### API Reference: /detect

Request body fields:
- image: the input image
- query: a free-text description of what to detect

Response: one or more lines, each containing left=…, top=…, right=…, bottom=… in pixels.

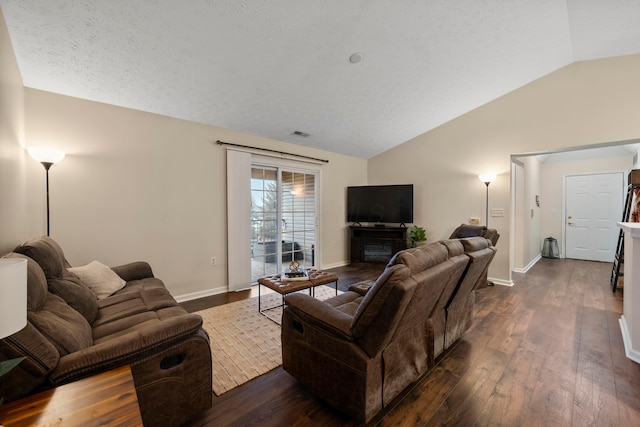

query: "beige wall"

left=369, top=54, right=640, bottom=283
left=523, top=156, right=542, bottom=266
left=7, top=11, right=640, bottom=293
left=512, top=161, right=525, bottom=269
left=0, top=9, right=27, bottom=252
left=23, top=89, right=367, bottom=299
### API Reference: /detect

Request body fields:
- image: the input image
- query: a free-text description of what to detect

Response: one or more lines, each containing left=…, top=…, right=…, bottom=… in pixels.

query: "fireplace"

left=363, top=242, right=393, bottom=263
left=350, top=226, right=408, bottom=263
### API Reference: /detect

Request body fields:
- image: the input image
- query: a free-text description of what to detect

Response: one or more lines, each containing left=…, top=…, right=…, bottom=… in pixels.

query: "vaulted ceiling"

left=2, top=1, right=640, bottom=159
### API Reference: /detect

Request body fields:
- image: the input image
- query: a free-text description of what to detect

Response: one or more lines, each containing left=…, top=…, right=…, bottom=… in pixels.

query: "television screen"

left=347, top=184, right=413, bottom=224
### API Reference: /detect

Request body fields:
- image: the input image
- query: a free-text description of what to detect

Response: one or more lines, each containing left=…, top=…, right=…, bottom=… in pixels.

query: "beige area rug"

left=196, top=285, right=340, bottom=396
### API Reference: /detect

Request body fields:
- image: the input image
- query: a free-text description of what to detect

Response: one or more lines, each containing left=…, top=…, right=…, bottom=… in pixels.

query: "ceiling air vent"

left=292, top=130, right=310, bottom=138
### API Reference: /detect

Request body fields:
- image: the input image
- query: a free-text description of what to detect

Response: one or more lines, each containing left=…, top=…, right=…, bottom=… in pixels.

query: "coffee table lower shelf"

left=257, top=269, right=339, bottom=324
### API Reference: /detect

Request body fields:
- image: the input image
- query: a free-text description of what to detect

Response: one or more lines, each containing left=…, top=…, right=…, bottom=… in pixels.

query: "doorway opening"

left=510, top=139, right=638, bottom=277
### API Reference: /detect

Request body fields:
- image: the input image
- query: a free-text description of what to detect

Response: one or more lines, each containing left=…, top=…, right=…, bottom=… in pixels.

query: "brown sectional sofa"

left=449, top=223, right=500, bottom=289
left=281, top=236, right=496, bottom=423
left=0, top=236, right=212, bottom=427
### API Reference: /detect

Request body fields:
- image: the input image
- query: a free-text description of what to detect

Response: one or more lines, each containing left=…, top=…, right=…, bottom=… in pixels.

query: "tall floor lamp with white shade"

left=478, top=173, right=497, bottom=227
left=27, top=147, right=65, bottom=236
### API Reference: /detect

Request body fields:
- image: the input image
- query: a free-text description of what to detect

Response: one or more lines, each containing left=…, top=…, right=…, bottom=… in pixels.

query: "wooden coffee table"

left=257, top=269, right=339, bottom=324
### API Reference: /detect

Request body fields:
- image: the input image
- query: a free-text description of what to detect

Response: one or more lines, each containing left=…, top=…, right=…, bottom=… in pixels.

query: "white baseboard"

left=321, top=260, right=350, bottom=270
left=619, top=316, right=640, bottom=364
left=174, top=285, right=227, bottom=303
left=489, top=277, right=514, bottom=287
left=512, top=254, right=542, bottom=274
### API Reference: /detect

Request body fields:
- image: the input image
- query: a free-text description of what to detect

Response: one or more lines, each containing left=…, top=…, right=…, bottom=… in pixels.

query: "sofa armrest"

left=111, top=262, right=154, bottom=282
left=348, top=280, right=374, bottom=296
left=284, top=293, right=354, bottom=340
left=50, top=314, right=203, bottom=384
left=0, top=324, right=61, bottom=402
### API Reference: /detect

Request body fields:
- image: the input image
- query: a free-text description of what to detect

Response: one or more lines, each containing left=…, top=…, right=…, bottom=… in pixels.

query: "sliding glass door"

left=251, top=168, right=279, bottom=281
left=251, top=166, right=317, bottom=283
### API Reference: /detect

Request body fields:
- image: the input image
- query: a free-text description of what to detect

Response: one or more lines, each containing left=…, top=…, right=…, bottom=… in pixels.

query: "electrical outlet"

left=469, top=217, right=480, bottom=225
left=210, top=257, right=217, bottom=266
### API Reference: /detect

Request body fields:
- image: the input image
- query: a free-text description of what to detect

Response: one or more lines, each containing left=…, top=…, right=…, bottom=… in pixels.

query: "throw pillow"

left=68, top=261, right=126, bottom=300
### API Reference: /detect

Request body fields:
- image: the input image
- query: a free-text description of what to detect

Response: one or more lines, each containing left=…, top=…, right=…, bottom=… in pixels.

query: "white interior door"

left=565, top=172, right=624, bottom=262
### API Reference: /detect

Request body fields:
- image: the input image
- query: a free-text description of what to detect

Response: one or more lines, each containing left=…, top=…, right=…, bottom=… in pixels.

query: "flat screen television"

left=347, top=184, right=413, bottom=225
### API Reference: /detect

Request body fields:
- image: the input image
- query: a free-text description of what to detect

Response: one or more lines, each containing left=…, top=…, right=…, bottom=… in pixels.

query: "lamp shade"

left=0, top=258, right=28, bottom=339
left=478, top=173, right=497, bottom=184
left=27, top=147, right=65, bottom=164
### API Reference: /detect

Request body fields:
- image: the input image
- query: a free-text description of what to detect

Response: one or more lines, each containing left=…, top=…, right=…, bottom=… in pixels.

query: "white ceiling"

left=2, top=1, right=640, bottom=159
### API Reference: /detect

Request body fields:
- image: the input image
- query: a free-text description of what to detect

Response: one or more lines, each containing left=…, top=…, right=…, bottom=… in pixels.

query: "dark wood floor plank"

left=425, top=344, right=511, bottom=426
left=485, top=306, right=534, bottom=356
left=572, top=379, right=619, bottom=427
left=179, top=258, right=640, bottom=427
left=618, top=401, right=640, bottom=427
left=379, top=362, right=462, bottom=427
left=526, top=380, right=574, bottom=426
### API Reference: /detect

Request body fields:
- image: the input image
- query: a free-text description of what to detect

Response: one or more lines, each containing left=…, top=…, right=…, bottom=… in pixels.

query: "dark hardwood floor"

left=180, top=259, right=640, bottom=426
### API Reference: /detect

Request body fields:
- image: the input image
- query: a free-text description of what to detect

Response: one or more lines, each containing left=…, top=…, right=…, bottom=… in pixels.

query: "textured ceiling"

left=2, top=1, right=640, bottom=159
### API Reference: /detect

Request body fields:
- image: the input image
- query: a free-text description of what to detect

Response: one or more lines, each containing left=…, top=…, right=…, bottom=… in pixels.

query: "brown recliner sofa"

left=281, top=236, right=496, bottom=423
left=450, top=223, right=499, bottom=288
left=0, top=236, right=212, bottom=427
left=449, top=223, right=500, bottom=246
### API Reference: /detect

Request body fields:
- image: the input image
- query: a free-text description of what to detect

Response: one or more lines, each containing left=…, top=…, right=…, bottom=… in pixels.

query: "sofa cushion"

left=449, top=224, right=488, bottom=238
left=458, top=235, right=491, bottom=252
left=68, top=260, right=126, bottom=299
left=91, top=288, right=191, bottom=343
left=450, top=224, right=499, bottom=246
left=323, top=291, right=363, bottom=317
left=0, top=254, right=93, bottom=356
left=14, top=236, right=69, bottom=279
left=391, top=242, right=449, bottom=274
left=28, top=293, right=93, bottom=356
left=46, top=271, right=99, bottom=323
left=350, top=264, right=410, bottom=338
left=13, top=238, right=99, bottom=323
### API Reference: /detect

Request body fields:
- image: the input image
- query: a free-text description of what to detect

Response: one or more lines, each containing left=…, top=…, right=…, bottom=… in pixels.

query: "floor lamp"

left=28, top=147, right=65, bottom=236
left=478, top=173, right=496, bottom=227
left=478, top=173, right=496, bottom=287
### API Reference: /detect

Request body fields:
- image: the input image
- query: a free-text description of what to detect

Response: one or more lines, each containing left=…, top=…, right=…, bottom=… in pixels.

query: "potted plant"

left=409, top=225, right=427, bottom=247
